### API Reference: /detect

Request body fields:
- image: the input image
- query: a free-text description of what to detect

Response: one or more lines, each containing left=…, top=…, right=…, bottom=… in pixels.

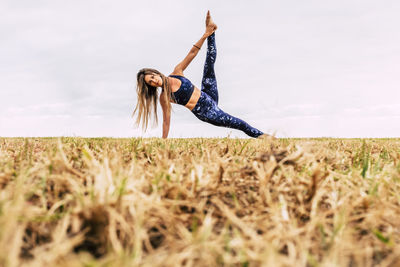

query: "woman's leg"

left=201, top=33, right=219, bottom=104
left=192, top=92, right=264, bottom=138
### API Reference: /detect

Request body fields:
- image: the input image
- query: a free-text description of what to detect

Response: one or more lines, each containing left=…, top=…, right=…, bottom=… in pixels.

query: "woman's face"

left=144, top=73, right=163, bottom=87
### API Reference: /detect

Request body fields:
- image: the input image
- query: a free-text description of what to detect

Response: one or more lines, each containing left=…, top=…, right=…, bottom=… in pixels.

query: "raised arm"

left=172, top=34, right=207, bottom=75
left=172, top=12, right=218, bottom=75
left=159, top=90, right=171, bottom=138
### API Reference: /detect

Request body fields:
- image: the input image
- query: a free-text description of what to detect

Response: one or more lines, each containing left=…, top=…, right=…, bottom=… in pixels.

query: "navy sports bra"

left=169, top=75, right=194, bottom=106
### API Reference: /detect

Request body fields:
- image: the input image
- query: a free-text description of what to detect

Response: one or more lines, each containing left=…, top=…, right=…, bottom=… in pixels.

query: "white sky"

left=1, top=0, right=399, bottom=138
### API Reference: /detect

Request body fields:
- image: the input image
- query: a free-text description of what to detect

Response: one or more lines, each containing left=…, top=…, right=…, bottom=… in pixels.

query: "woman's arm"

left=160, top=91, right=171, bottom=138
left=172, top=33, right=208, bottom=74
left=172, top=24, right=217, bottom=74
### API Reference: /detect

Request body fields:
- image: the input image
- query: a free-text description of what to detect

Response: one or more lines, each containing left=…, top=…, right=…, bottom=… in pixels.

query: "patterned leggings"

left=191, top=33, right=264, bottom=138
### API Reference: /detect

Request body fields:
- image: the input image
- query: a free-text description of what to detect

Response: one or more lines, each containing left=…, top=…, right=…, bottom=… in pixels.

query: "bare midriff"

left=184, top=86, right=201, bottom=111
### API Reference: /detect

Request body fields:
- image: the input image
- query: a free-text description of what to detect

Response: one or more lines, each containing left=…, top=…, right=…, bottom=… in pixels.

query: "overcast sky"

left=1, top=0, right=399, bottom=138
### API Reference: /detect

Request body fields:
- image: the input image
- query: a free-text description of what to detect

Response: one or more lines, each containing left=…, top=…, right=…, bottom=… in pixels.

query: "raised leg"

left=201, top=33, right=219, bottom=104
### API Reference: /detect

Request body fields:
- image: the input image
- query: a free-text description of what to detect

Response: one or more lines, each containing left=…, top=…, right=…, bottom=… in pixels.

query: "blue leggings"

left=191, top=33, right=264, bottom=138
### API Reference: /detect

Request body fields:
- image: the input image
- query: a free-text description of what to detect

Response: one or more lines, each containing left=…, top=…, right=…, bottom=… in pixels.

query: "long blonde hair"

left=132, top=68, right=175, bottom=131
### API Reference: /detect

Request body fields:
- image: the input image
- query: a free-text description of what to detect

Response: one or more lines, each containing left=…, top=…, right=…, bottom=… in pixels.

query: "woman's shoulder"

left=170, top=65, right=184, bottom=77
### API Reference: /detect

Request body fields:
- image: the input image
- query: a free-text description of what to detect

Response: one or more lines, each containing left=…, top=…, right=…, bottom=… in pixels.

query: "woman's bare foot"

left=206, top=10, right=218, bottom=33
left=206, top=10, right=211, bottom=26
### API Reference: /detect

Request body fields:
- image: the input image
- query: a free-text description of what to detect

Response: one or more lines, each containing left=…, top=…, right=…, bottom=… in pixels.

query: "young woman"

left=133, top=11, right=273, bottom=139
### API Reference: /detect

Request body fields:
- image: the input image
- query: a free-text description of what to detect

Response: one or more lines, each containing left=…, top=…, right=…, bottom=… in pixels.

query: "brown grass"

left=0, top=137, right=400, bottom=266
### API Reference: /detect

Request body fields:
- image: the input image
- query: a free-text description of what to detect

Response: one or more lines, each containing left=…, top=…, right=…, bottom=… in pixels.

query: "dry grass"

left=0, top=137, right=400, bottom=267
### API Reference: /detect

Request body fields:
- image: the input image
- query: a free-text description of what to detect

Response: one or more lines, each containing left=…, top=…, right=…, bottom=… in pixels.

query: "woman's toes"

left=206, top=11, right=211, bottom=26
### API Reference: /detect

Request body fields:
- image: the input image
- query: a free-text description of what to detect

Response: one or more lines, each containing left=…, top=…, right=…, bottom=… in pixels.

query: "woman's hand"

left=204, top=10, right=217, bottom=37
left=205, top=24, right=217, bottom=37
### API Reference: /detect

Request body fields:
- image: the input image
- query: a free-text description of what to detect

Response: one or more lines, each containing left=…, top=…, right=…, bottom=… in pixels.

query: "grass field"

left=0, top=137, right=400, bottom=266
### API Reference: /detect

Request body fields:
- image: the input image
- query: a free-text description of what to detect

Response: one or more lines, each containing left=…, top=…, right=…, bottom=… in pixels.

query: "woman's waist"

left=176, top=86, right=201, bottom=111
left=187, top=87, right=202, bottom=110
left=171, top=87, right=214, bottom=111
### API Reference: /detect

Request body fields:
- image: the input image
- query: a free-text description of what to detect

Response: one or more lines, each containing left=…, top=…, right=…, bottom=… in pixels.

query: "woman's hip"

left=191, top=91, right=221, bottom=120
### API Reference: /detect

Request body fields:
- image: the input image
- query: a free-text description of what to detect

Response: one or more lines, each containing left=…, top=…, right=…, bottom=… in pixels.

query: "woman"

left=133, top=11, right=272, bottom=139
